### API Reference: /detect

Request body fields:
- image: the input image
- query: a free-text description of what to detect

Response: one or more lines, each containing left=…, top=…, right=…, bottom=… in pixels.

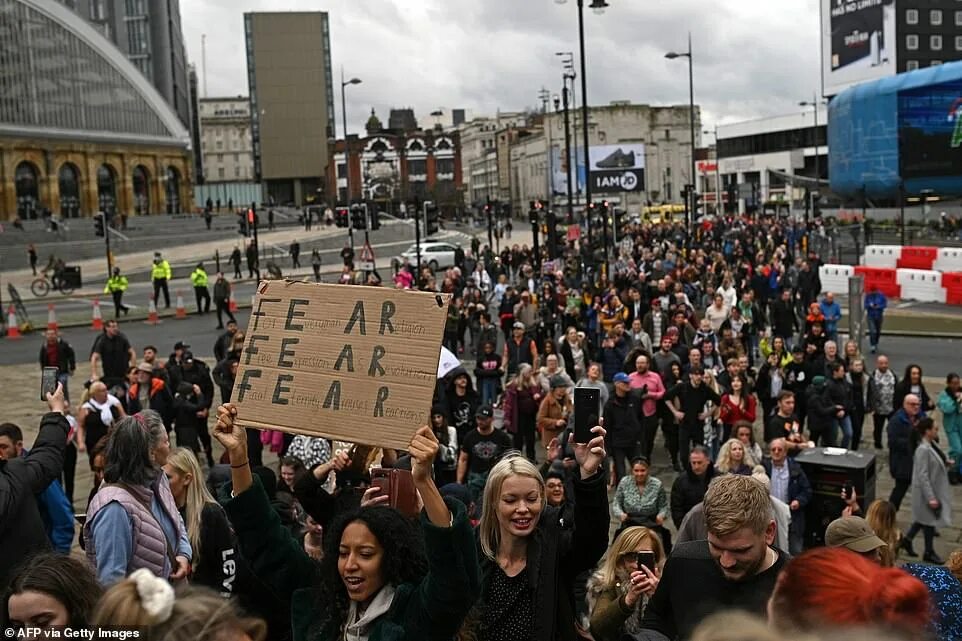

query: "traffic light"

left=368, top=204, right=380, bottom=231
left=93, top=212, right=105, bottom=237
left=335, top=207, right=348, bottom=228
left=529, top=199, right=543, bottom=226
left=614, top=207, right=626, bottom=230
left=351, top=204, right=366, bottom=230
left=424, top=201, right=440, bottom=236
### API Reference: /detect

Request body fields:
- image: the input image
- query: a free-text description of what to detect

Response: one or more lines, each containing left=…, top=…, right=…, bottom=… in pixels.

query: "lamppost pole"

left=666, top=34, right=696, bottom=250
left=561, top=82, right=574, bottom=226
left=577, top=0, right=594, bottom=248
left=341, top=68, right=362, bottom=253
left=799, top=95, right=824, bottom=222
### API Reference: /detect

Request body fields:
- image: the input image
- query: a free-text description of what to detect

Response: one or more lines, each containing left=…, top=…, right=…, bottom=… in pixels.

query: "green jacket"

left=221, top=477, right=479, bottom=641
left=104, top=275, right=128, bottom=294
left=190, top=268, right=209, bottom=288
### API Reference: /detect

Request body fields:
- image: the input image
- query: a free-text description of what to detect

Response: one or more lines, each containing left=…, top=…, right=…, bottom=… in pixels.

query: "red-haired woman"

left=768, top=547, right=931, bottom=639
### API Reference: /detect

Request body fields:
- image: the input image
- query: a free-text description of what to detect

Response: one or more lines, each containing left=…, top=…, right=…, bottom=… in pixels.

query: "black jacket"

left=603, top=392, right=643, bottom=449
left=670, top=468, right=715, bottom=528
left=477, top=471, right=609, bottom=641
left=38, top=339, right=76, bottom=376
left=769, top=299, right=797, bottom=338
left=176, top=360, right=215, bottom=410
left=0, top=412, right=68, bottom=585
left=887, top=409, right=917, bottom=481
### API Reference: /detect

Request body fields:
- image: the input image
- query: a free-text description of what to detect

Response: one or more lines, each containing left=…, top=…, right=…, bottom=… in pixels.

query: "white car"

left=397, top=241, right=458, bottom=272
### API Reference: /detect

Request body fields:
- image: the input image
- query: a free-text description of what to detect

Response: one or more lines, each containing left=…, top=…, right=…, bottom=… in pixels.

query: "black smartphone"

left=637, top=551, right=656, bottom=572
left=41, top=366, right=59, bottom=401
left=573, top=387, right=600, bottom=444
left=842, top=480, right=854, bottom=501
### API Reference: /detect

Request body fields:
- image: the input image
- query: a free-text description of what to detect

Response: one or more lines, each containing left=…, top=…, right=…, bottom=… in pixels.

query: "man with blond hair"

left=637, top=475, right=787, bottom=640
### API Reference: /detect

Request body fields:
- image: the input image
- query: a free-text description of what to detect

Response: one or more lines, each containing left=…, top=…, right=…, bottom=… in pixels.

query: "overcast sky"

left=183, top=0, right=823, bottom=132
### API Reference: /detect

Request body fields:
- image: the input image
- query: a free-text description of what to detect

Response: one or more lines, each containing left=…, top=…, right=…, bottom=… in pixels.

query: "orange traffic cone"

left=91, top=298, right=104, bottom=331
left=47, top=304, right=58, bottom=331
left=228, top=288, right=238, bottom=313
left=175, top=291, right=187, bottom=319
left=5, top=306, right=21, bottom=340
left=145, top=295, right=160, bottom=325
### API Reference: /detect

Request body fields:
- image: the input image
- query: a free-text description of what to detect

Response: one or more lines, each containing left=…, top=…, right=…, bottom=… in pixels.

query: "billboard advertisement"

left=588, top=143, right=646, bottom=193
left=821, top=0, right=896, bottom=97
left=898, top=78, right=962, bottom=179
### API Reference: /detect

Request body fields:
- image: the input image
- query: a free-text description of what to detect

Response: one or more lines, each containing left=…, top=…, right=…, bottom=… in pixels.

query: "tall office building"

left=244, top=11, right=335, bottom=205
left=56, top=0, right=191, bottom=127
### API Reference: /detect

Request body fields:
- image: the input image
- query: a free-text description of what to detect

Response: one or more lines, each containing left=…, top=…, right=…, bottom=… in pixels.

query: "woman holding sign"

left=212, top=404, right=479, bottom=641
left=472, top=425, right=609, bottom=641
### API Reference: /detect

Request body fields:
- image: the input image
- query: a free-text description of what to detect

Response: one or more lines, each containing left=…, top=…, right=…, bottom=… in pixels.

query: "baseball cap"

left=825, top=516, right=887, bottom=553
left=476, top=405, right=494, bottom=419
left=613, top=372, right=630, bottom=384
left=174, top=341, right=190, bottom=350
left=512, top=321, right=525, bottom=330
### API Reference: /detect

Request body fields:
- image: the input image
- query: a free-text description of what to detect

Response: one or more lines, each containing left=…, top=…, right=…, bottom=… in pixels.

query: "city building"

left=188, top=64, right=203, bottom=184
left=506, top=103, right=699, bottom=215
left=244, top=11, right=334, bottom=205
left=897, top=2, right=962, bottom=72
left=460, top=112, right=527, bottom=206
left=821, top=0, right=962, bottom=96
left=55, top=0, right=191, bottom=127
left=1, top=0, right=192, bottom=220
left=327, top=109, right=463, bottom=216
left=716, top=107, right=827, bottom=215
left=198, top=97, right=254, bottom=183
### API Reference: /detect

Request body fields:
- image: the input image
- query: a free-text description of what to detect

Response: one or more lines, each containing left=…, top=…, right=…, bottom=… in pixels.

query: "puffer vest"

left=84, top=475, right=185, bottom=579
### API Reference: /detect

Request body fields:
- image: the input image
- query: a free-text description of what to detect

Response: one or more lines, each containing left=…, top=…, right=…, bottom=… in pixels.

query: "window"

left=956, top=35, right=962, bottom=50
left=906, top=34, right=919, bottom=50
left=956, top=10, right=962, bottom=26
left=216, top=141, right=223, bottom=150
left=217, top=154, right=223, bottom=162
left=906, top=60, right=920, bottom=71
left=906, top=8, right=918, bottom=24
left=336, top=164, right=346, bottom=178
left=234, top=167, right=240, bottom=178
left=931, top=9, right=942, bottom=25
left=931, top=34, right=943, bottom=51
left=218, top=167, right=225, bottom=179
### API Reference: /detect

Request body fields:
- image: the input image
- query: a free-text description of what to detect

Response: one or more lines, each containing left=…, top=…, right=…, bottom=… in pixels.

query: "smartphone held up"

left=573, top=387, right=599, bottom=444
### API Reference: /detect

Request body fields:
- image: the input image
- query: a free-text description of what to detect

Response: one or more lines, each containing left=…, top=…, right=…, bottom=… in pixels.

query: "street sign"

left=359, top=242, right=376, bottom=272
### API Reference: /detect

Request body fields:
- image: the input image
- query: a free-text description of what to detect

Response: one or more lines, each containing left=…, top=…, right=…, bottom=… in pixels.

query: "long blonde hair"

left=591, top=526, right=665, bottom=592
left=165, top=448, right=218, bottom=569
left=715, top=438, right=757, bottom=474
left=865, top=499, right=899, bottom=567
left=478, top=454, right=545, bottom=561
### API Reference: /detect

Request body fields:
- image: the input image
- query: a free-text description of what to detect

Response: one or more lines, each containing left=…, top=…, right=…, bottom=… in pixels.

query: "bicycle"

left=31, top=272, right=75, bottom=297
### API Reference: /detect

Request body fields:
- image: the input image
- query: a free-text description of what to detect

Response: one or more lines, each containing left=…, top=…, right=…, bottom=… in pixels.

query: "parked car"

left=397, top=241, right=458, bottom=272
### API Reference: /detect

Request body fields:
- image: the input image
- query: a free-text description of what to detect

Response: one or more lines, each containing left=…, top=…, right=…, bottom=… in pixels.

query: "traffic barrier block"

left=896, top=246, right=938, bottom=270
left=945, top=288, right=962, bottom=306
left=854, top=266, right=898, bottom=284
left=934, top=248, right=962, bottom=272
left=941, top=272, right=962, bottom=290
left=863, top=245, right=900, bottom=268
left=818, top=264, right=854, bottom=295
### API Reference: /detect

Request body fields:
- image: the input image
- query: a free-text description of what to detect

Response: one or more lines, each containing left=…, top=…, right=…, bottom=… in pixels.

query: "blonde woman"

left=586, top=526, right=664, bottom=641
left=715, top=438, right=757, bottom=476
left=475, top=429, right=608, bottom=641
left=162, top=448, right=237, bottom=594
left=865, top=499, right=900, bottom=567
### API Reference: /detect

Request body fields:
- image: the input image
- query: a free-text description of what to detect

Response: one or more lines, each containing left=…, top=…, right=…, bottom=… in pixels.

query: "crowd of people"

left=1, top=213, right=961, bottom=641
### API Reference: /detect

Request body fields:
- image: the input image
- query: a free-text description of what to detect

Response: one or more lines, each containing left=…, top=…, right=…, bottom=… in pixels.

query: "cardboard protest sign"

left=232, top=281, right=450, bottom=450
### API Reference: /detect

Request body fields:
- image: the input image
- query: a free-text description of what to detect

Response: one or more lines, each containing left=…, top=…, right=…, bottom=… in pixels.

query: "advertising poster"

left=587, top=143, right=646, bottom=193
left=550, top=145, right=587, bottom=196
left=898, top=78, right=962, bottom=179
left=821, top=0, right=896, bottom=96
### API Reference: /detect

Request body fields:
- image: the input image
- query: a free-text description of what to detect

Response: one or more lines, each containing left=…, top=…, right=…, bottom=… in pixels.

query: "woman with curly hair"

left=714, top=439, right=757, bottom=476
left=212, top=404, right=478, bottom=641
left=585, top=526, right=664, bottom=641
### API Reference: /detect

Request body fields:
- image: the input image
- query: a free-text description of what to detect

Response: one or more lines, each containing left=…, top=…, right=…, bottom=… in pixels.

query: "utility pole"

left=562, top=85, right=575, bottom=226
left=415, top=200, right=423, bottom=275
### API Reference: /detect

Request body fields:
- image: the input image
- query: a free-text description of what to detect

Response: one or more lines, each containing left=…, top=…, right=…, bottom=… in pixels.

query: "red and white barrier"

left=896, top=268, right=945, bottom=303
left=818, top=264, right=854, bottom=294
left=934, top=248, right=962, bottom=272
left=863, top=245, right=900, bottom=268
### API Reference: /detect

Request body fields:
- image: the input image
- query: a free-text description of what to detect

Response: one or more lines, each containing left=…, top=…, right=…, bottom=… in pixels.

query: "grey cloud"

left=183, top=0, right=822, bottom=131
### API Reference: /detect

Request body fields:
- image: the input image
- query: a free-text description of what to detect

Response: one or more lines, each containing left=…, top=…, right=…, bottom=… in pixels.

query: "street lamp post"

left=666, top=33, right=696, bottom=249
left=341, top=69, right=362, bottom=253
left=799, top=95, right=824, bottom=223
left=556, top=0, right=609, bottom=277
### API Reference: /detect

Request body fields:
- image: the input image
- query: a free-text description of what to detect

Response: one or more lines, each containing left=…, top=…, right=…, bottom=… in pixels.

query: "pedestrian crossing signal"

left=93, top=213, right=105, bottom=237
